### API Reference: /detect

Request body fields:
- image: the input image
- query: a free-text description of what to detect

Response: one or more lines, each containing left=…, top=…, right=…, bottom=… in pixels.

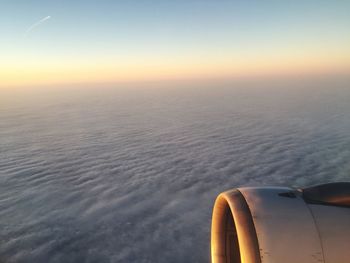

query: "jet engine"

left=211, top=182, right=350, bottom=263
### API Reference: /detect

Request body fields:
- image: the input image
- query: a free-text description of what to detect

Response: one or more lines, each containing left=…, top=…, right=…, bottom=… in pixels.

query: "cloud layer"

left=1, top=79, right=350, bottom=262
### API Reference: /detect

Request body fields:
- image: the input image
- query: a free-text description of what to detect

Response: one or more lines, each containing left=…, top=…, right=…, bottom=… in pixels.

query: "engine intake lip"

left=211, top=189, right=261, bottom=263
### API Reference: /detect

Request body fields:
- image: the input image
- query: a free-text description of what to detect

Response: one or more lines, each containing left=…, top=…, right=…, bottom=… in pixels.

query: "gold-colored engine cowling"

left=211, top=183, right=350, bottom=263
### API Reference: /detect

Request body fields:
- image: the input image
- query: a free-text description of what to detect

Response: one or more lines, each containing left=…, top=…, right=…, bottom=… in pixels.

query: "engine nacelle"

left=211, top=182, right=350, bottom=263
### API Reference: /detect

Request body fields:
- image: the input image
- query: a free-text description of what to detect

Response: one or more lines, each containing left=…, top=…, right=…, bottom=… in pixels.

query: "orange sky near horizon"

left=1, top=50, right=349, bottom=88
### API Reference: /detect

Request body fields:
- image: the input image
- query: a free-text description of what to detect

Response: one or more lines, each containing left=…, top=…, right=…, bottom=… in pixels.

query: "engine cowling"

left=211, top=182, right=350, bottom=263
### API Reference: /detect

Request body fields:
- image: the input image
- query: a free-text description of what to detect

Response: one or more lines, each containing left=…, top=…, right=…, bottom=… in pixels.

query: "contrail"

left=25, top=16, right=51, bottom=36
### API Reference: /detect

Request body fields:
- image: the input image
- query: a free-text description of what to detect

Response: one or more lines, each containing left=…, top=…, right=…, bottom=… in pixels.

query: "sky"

left=1, top=0, right=350, bottom=87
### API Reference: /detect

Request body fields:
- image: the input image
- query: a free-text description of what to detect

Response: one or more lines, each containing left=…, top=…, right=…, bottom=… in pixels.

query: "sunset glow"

left=1, top=1, right=349, bottom=87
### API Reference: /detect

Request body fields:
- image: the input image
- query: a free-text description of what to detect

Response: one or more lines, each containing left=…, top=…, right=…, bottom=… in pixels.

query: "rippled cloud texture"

left=1, top=78, right=350, bottom=262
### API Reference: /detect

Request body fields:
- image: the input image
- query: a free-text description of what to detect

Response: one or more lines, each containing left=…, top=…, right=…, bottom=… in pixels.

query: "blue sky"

left=1, top=0, right=350, bottom=86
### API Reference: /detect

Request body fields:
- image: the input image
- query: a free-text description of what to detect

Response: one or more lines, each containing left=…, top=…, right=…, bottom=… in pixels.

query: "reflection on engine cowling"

left=211, top=182, right=350, bottom=263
